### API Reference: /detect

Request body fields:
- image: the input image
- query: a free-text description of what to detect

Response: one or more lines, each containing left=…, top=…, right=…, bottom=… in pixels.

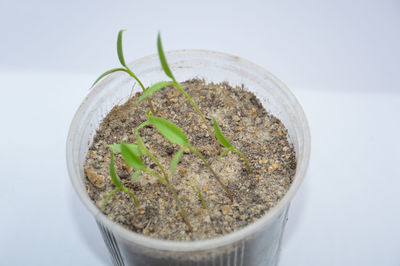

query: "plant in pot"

left=67, top=30, right=310, bottom=266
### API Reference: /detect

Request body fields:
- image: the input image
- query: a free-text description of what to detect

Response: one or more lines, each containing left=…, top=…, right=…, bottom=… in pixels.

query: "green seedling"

left=213, top=117, right=251, bottom=172
left=95, top=30, right=257, bottom=233
left=188, top=179, right=206, bottom=209
left=136, top=33, right=220, bottom=150
left=109, top=143, right=144, bottom=181
left=169, top=147, right=185, bottom=177
left=168, top=148, right=205, bottom=208
left=110, top=139, right=193, bottom=232
left=101, top=150, right=140, bottom=210
left=138, top=113, right=233, bottom=202
left=91, top=29, right=157, bottom=114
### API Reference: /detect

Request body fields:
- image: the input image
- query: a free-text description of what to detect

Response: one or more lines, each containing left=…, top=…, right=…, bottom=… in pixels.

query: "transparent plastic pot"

left=66, top=50, right=311, bottom=266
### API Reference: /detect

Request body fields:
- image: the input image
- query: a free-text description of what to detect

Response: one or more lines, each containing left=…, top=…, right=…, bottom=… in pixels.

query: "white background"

left=0, top=0, right=399, bottom=265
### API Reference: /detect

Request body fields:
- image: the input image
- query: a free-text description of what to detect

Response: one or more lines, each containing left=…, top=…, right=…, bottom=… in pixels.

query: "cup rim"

left=67, top=49, right=311, bottom=252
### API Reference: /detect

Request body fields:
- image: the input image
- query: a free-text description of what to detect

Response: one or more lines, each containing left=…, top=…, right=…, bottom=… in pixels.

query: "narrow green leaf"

left=109, top=144, right=122, bottom=153
left=135, top=133, right=148, bottom=155
left=149, top=115, right=189, bottom=146
left=212, top=117, right=232, bottom=148
left=170, top=148, right=185, bottom=176
left=137, top=81, right=172, bottom=103
left=134, top=120, right=152, bottom=132
left=120, top=142, right=144, bottom=170
left=157, top=32, right=175, bottom=80
left=109, top=143, right=142, bottom=156
left=91, top=68, right=127, bottom=88
left=109, top=151, right=122, bottom=188
left=117, top=29, right=127, bottom=67
left=131, top=171, right=142, bottom=182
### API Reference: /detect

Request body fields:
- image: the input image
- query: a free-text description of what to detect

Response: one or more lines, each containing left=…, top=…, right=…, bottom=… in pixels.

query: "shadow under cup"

left=66, top=50, right=311, bottom=266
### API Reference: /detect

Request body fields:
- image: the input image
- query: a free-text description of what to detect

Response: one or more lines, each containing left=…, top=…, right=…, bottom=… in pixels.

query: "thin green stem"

left=165, top=181, right=193, bottom=232
left=101, top=188, right=120, bottom=210
left=121, top=187, right=140, bottom=207
left=143, top=167, right=193, bottom=232
left=134, top=120, right=152, bottom=132
left=143, top=168, right=167, bottom=185
left=199, top=190, right=206, bottom=209
left=125, top=68, right=156, bottom=114
left=189, top=182, right=206, bottom=209
left=147, top=152, right=169, bottom=183
left=172, top=80, right=219, bottom=151
left=188, top=145, right=233, bottom=202
left=146, top=152, right=192, bottom=229
left=233, top=148, right=251, bottom=172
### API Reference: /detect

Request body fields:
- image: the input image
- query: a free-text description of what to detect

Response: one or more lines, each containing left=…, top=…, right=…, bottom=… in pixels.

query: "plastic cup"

left=66, top=50, right=311, bottom=266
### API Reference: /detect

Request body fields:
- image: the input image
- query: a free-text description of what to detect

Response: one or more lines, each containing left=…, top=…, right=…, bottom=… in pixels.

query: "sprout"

left=91, top=30, right=157, bottom=114
left=95, top=30, right=256, bottom=233
left=136, top=33, right=221, bottom=150
left=101, top=149, right=139, bottom=210
left=213, top=117, right=251, bottom=172
left=146, top=113, right=234, bottom=202
left=188, top=179, right=206, bottom=209
left=108, top=136, right=193, bottom=232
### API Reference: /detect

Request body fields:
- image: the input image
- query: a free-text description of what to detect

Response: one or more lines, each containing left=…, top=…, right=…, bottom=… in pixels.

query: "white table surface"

left=1, top=1, right=399, bottom=265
